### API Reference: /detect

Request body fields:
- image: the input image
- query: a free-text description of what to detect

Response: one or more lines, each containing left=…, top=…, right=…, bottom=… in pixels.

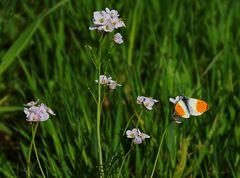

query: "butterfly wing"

left=175, top=99, right=190, bottom=118
left=187, top=98, right=208, bottom=116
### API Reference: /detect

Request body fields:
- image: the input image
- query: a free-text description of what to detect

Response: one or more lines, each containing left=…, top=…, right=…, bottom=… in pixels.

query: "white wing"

left=186, top=98, right=203, bottom=116
left=169, top=98, right=176, bottom=104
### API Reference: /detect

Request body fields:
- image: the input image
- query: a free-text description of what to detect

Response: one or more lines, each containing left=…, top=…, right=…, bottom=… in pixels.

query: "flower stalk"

left=117, top=146, right=134, bottom=178
left=89, top=8, right=125, bottom=177
left=25, top=100, right=55, bottom=178
left=27, top=122, right=39, bottom=178
left=96, top=36, right=104, bottom=178
left=33, top=134, right=46, bottom=178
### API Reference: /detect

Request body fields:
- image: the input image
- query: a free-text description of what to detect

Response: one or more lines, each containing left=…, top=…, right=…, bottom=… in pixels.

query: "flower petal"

left=126, top=130, right=134, bottom=138
left=133, top=136, right=142, bottom=144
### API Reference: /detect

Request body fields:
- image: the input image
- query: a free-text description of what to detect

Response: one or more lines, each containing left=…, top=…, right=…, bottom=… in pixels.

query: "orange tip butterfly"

left=169, top=96, right=208, bottom=124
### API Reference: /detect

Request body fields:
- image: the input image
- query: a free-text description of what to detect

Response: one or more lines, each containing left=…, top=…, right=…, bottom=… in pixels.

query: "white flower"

left=138, top=129, right=150, bottom=140
left=136, top=96, right=158, bottom=110
left=95, top=75, right=109, bottom=85
left=113, top=33, right=123, bottom=44
left=40, top=103, right=56, bottom=116
left=136, top=96, right=145, bottom=104
left=108, top=78, right=122, bottom=89
left=98, top=22, right=114, bottom=32
left=105, top=8, right=119, bottom=18
left=133, top=136, right=143, bottom=144
left=24, top=100, right=55, bottom=122
left=93, top=11, right=110, bottom=25
left=143, top=98, right=158, bottom=110
left=24, top=106, right=42, bottom=122
left=95, top=75, right=121, bottom=89
left=111, top=17, right=125, bottom=28
left=111, top=17, right=122, bottom=28
left=24, top=99, right=39, bottom=107
left=89, top=8, right=125, bottom=32
left=24, top=106, right=49, bottom=122
left=126, top=128, right=138, bottom=138
left=126, top=128, right=150, bottom=144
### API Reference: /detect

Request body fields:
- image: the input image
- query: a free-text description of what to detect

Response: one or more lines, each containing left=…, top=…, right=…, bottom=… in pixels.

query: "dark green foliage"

left=0, top=0, right=239, bottom=177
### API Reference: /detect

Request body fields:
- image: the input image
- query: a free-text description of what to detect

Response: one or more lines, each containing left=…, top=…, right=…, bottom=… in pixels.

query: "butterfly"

left=169, top=96, right=208, bottom=124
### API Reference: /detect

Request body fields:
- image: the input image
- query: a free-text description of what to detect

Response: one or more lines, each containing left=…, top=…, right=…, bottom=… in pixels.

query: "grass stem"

left=150, top=124, right=169, bottom=178
left=117, top=146, right=134, bottom=178
left=27, top=122, right=39, bottom=178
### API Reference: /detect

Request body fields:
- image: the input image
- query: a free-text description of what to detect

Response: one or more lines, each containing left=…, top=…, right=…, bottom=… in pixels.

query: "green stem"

left=97, top=34, right=104, bottom=178
left=33, top=136, right=46, bottom=178
left=117, top=146, right=134, bottom=178
left=27, top=122, right=39, bottom=178
left=122, top=108, right=143, bottom=138
left=97, top=76, right=103, bottom=177
left=150, top=125, right=169, bottom=178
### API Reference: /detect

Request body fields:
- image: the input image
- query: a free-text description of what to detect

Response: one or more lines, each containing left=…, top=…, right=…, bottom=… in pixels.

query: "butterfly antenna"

left=177, top=87, right=185, bottom=96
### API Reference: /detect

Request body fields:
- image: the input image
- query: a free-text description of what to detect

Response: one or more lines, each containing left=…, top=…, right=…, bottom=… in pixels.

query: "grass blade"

left=0, top=15, right=43, bottom=75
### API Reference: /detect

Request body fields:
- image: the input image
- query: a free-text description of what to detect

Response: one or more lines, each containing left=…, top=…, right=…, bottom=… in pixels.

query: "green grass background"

left=0, top=0, right=240, bottom=177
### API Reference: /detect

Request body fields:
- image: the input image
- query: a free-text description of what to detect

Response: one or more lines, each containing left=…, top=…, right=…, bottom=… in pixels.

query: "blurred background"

left=0, top=0, right=240, bottom=177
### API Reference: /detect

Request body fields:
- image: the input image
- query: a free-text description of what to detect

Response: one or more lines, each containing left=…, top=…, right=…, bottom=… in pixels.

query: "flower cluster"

left=126, top=128, right=150, bottom=144
left=89, top=8, right=125, bottom=32
left=136, top=96, right=159, bottom=110
left=95, top=75, right=121, bottom=89
left=24, top=100, right=55, bottom=122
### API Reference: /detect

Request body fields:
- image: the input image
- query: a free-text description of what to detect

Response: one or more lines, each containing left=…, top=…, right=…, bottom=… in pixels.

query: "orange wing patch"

left=196, top=100, right=208, bottom=113
left=175, top=103, right=185, bottom=117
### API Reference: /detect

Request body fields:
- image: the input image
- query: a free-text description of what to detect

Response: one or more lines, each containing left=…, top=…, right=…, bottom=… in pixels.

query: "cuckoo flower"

left=95, top=75, right=109, bottom=85
left=113, top=33, right=123, bottom=44
left=126, top=128, right=150, bottom=144
left=24, top=100, right=55, bottom=122
left=89, top=8, right=125, bottom=32
left=136, top=96, right=158, bottom=110
left=95, top=75, right=121, bottom=89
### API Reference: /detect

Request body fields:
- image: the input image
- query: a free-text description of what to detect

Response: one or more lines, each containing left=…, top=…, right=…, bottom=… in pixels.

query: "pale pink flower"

left=126, top=128, right=150, bottom=144
left=113, top=33, right=123, bottom=44
left=89, top=8, right=125, bottom=32
left=136, top=96, right=158, bottom=110
left=95, top=75, right=121, bottom=89
left=24, top=100, right=55, bottom=122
